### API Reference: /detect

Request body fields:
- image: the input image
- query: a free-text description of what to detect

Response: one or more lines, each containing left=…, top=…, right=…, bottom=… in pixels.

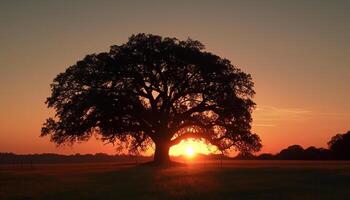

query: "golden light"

left=185, top=146, right=195, bottom=157
left=169, top=138, right=218, bottom=157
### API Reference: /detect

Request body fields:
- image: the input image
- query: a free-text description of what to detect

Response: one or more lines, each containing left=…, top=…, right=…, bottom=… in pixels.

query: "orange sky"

left=0, top=1, right=349, bottom=155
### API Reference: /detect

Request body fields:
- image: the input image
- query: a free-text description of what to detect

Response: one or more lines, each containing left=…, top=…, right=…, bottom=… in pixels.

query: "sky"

left=0, top=0, right=349, bottom=155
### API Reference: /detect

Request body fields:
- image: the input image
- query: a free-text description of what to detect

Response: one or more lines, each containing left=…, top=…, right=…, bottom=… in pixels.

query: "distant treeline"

left=254, top=145, right=332, bottom=160
left=0, top=152, right=229, bottom=165
left=238, top=130, right=350, bottom=160
left=0, top=153, right=151, bottom=165
left=2, top=131, right=349, bottom=163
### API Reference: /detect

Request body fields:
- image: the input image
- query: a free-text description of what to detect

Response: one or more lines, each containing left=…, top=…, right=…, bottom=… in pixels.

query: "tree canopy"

left=328, top=130, right=350, bottom=159
left=42, top=33, right=261, bottom=164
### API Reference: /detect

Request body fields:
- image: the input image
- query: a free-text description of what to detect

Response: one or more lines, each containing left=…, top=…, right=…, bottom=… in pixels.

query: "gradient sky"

left=0, top=0, right=349, bottom=155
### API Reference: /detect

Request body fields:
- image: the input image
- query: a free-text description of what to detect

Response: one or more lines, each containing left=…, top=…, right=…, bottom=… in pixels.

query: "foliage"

left=328, top=130, right=350, bottom=159
left=42, top=33, right=261, bottom=160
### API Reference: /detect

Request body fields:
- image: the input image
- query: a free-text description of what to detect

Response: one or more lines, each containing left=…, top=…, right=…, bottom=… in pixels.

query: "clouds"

left=253, top=105, right=350, bottom=127
left=253, top=106, right=312, bottom=127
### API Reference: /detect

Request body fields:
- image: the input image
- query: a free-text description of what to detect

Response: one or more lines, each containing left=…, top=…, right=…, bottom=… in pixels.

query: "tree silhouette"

left=276, top=145, right=305, bottom=160
left=328, top=130, right=350, bottom=160
left=41, top=33, right=261, bottom=165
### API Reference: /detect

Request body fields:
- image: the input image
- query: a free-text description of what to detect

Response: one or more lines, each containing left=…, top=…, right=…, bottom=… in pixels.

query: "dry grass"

left=1, top=160, right=350, bottom=200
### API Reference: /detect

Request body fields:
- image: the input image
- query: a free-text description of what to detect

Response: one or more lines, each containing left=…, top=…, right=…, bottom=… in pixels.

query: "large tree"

left=42, top=33, right=261, bottom=164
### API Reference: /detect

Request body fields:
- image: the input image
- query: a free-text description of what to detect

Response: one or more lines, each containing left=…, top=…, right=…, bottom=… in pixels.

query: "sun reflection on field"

left=169, top=138, right=218, bottom=157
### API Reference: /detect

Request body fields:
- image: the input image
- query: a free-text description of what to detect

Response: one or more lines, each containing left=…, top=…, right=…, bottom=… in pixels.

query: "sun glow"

left=185, top=146, right=195, bottom=157
left=169, top=138, right=218, bottom=157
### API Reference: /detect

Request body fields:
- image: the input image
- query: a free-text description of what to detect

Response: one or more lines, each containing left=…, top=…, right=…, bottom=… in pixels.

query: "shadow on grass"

left=2, top=162, right=350, bottom=200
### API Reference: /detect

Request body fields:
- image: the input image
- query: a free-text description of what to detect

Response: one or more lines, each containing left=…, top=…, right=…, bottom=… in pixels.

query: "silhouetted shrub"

left=328, top=131, right=350, bottom=160
left=304, top=146, right=332, bottom=160
left=257, top=153, right=274, bottom=160
left=234, top=152, right=256, bottom=160
left=272, top=145, right=331, bottom=160
left=276, top=145, right=305, bottom=160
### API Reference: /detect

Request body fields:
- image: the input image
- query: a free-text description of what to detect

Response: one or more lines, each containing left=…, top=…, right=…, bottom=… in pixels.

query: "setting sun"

left=169, top=139, right=218, bottom=157
left=185, top=146, right=195, bottom=157
left=1, top=1, right=350, bottom=199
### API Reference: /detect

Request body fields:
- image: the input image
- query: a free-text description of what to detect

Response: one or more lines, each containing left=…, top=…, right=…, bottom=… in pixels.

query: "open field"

left=1, top=160, right=350, bottom=200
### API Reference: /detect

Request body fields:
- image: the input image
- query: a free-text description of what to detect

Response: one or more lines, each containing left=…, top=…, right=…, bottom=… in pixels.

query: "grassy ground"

left=1, top=160, right=350, bottom=200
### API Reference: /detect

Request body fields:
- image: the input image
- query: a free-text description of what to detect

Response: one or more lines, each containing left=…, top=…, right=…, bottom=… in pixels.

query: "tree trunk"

left=153, top=142, right=171, bottom=165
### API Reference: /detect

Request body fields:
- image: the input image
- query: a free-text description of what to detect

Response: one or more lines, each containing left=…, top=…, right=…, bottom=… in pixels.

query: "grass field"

left=1, top=160, right=350, bottom=200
